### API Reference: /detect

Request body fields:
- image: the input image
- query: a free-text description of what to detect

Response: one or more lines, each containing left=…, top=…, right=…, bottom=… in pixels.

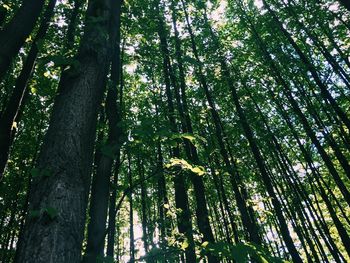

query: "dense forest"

left=0, top=0, right=349, bottom=262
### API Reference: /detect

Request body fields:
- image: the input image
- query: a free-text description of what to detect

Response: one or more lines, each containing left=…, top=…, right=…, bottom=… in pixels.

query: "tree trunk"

left=0, top=0, right=46, bottom=81
left=106, top=37, right=125, bottom=259
left=14, top=0, right=113, bottom=261
left=128, top=153, right=135, bottom=263
left=197, top=3, right=301, bottom=260
left=138, top=156, right=150, bottom=255
left=83, top=1, right=122, bottom=261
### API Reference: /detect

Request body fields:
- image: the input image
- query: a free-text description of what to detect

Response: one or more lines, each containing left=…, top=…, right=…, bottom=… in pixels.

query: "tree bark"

left=14, top=0, right=113, bottom=261
left=83, top=1, right=122, bottom=261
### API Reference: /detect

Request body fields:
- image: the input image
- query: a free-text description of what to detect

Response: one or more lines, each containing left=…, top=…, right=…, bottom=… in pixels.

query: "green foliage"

left=165, top=158, right=206, bottom=176
left=1, top=0, right=350, bottom=261
left=201, top=242, right=288, bottom=263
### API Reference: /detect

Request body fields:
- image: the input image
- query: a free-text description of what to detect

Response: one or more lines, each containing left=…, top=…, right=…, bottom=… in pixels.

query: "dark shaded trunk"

left=156, top=140, right=169, bottom=255
left=0, top=6, right=6, bottom=26
left=106, top=156, right=121, bottom=257
left=128, top=153, right=135, bottom=263
left=106, top=36, right=125, bottom=259
left=65, top=0, right=85, bottom=51
left=0, top=0, right=57, bottom=181
left=0, top=0, right=46, bottom=81
left=138, top=156, right=150, bottom=255
left=14, top=0, right=113, bottom=261
left=82, top=1, right=122, bottom=261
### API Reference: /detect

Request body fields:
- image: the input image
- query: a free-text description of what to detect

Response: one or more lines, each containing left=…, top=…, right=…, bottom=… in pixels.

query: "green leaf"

left=181, top=239, right=189, bottom=250
left=30, top=87, right=37, bottom=94
left=165, top=158, right=206, bottom=176
left=180, top=133, right=196, bottom=142
left=201, top=241, right=209, bottom=248
left=2, top=4, right=10, bottom=10
left=190, top=166, right=206, bottom=176
left=44, top=206, right=58, bottom=220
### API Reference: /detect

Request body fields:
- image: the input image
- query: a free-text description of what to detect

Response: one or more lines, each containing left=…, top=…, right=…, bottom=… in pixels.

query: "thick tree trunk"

left=0, top=0, right=46, bottom=81
left=14, top=0, right=112, bottom=261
